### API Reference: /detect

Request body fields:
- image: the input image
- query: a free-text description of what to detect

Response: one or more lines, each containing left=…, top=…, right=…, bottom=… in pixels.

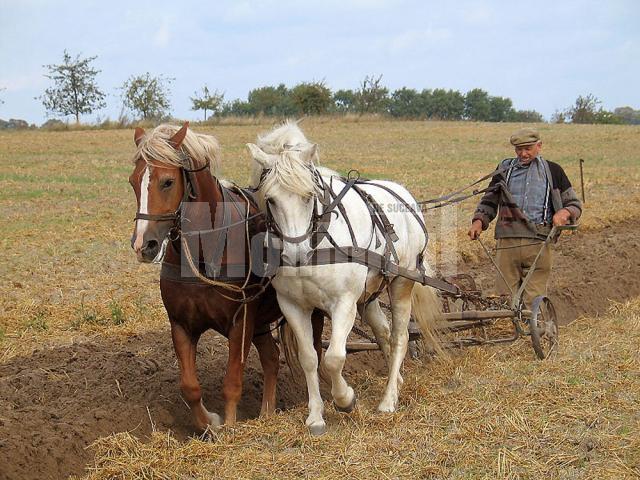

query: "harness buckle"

left=168, top=227, right=181, bottom=242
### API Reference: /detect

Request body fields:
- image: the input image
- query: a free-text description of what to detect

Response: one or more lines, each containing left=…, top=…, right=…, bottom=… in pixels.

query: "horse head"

left=129, top=123, right=190, bottom=262
left=247, top=140, right=320, bottom=266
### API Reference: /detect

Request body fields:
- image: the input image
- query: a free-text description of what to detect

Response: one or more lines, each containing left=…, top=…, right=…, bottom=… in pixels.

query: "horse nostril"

left=144, top=240, right=159, bottom=258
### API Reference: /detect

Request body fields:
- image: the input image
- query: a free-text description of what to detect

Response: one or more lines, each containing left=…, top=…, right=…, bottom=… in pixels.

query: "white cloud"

left=2, top=73, right=46, bottom=92
left=223, top=2, right=257, bottom=22
left=462, top=4, right=493, bottom=25
left=388, top=28, right=451, bottom=52
left=338, top=0, right=399, bottom=7
left=153, top=16, right=171, bottom=47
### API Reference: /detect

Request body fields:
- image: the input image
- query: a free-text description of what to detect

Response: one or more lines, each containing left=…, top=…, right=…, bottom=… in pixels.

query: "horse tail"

left=279, top=321, right=304, bottom=382
left=411, top=279, right=448, bottom=359
left=279, top=317, right=329, bottom=385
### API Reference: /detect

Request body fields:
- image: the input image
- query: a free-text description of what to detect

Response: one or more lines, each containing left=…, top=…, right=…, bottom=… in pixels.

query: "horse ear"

left=169, top=122, right=189, bottom=149
left=301, top=143, right=318, bottom=164
left=134, top=127, right=145, bottom=147
left=246, top=143, right=275, bottom=168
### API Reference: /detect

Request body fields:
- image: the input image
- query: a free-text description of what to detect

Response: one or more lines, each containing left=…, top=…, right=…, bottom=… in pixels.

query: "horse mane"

left=256, top=120, right=311, bottom=154
left=250, top=120, right=332, bottom=198
left=133, top=123, right=221, bottom=176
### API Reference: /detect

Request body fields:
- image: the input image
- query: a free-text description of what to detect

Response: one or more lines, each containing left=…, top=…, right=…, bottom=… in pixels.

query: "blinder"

left=260, top=165, right=341, bottom=248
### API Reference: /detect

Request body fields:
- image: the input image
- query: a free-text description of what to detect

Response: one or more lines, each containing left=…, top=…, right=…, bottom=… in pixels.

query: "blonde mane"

left=250, top=120, right=326, bottom=198
left=256, top=120, right=312, bottom=155
left=265, top=149, right=322, bottom=198
left=133, top=124, right=221, bottom=176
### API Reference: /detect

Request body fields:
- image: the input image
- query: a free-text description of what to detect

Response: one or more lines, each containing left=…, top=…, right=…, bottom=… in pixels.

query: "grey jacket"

left=472, top=157, right=582, bottom=240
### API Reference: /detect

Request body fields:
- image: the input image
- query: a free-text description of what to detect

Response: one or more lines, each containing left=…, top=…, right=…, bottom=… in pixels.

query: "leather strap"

left=281, top=246, right=460, bottom=295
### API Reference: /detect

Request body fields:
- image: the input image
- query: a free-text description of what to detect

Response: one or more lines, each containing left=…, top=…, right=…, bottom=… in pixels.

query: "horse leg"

left=363, top=299, right=391, bottom=361
left=363, top=299, right=402, bottom=386
left=222, top=308, right=256, bottom=425
left=311, top=309, right=325, bottom=366
left=324, top=300, right=358, bottom=413
left=378, top=278, right=414, bottom=413
left=170, top=322, right=221, bottom=430
left=252, top=327, right=280, bottom=417
left=278, top=297, right=325, bottom=435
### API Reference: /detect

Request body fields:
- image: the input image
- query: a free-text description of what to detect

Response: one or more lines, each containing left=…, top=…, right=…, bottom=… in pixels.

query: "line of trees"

left=28, top=51, right=640, bottom=126
left=552, top=94, right=640, bottom=125
left=218, top=76, right=543, bottom=122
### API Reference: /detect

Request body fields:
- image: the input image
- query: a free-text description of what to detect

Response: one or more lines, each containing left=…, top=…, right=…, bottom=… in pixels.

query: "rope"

left=179, top=188, right=270, bottom=304
left=236, top=188, right=254, bottom=364
left=180, top=212, right=264, bottom=237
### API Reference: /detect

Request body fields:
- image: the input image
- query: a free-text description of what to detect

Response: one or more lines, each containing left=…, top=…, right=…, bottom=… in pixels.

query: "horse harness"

left=136, top=155, right=514, bottom=304
left=260, top=166, right=460, bottom=297
left=133, top=155, right=273, bottom=305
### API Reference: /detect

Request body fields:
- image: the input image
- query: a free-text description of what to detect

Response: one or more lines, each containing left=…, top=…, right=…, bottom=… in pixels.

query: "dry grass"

left=77, top=298, right=640, bottom=479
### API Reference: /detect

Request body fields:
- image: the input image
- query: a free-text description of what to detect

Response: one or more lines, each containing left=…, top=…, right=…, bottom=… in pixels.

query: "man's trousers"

left=494, top=238, right=553, bottom=307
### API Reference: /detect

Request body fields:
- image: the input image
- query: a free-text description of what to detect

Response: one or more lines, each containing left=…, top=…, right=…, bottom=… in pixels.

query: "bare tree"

left=356, top=74, right=389, bottom=114
left=190, top=85, right=224, bottom=121
left=121, top=73, right=173, bottom=121
left=38, top=50, right=106, bottom=124
left=551, top=109, right=566, bottom=124
left=567, top=94, right=601, bottom=124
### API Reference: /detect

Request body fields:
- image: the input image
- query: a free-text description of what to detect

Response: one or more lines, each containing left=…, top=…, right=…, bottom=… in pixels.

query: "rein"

left=417, top=164, right=507, bottom=210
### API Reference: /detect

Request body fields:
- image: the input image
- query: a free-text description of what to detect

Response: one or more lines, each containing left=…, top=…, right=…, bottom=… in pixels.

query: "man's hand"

left=468, top=219, right=483, bottom=240
left=552, top=209, right=572, bottom=227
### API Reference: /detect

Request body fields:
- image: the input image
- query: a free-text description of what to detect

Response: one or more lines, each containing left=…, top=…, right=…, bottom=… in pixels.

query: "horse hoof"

left=334, top=393, right=357, bottom=414
left=377, top=398, right=397, bottom=413
left=308, top=423, right=327, bottom=436
left=207, top=412, right=222, bottom=427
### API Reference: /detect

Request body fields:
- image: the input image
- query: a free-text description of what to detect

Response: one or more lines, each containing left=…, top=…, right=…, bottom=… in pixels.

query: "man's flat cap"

left=510, top=128, right=540, bottom=146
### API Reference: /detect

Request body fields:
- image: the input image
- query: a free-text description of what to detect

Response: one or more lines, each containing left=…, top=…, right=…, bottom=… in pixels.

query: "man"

left=468, top=127, right=582, bottom=306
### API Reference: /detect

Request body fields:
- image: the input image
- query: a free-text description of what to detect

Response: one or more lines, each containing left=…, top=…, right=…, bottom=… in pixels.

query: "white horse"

left=246, top=121, right=442, bottom=435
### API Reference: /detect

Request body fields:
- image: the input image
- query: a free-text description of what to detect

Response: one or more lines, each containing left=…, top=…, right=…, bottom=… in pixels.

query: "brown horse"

left=128, top=123, right=322, bottom=430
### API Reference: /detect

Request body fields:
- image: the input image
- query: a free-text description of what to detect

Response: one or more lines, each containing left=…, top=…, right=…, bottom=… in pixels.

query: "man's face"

left=515, top=142, right=542, bottom=164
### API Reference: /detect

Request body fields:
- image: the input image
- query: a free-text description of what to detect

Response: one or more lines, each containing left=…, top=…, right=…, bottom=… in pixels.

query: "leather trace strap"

left=261, top=167, right=458, bottom=296
left=418, top=164, right=508, bottom=210
left=281, top=246, right=460, bottom=295
left=259, top=163, right=530, bottom=299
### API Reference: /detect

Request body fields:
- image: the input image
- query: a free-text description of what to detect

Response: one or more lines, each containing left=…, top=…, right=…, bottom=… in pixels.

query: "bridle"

left=260, top=165, right=360, bottom=249
left=133, top=157, right=210, bottom=239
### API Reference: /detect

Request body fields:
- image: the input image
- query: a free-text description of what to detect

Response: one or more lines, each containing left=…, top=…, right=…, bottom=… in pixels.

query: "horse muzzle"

left=135, top=239, right=161, bottom=263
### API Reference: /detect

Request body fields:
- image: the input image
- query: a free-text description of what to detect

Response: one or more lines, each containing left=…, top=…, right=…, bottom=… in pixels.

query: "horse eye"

left=161, top=179, right=174, bottom=189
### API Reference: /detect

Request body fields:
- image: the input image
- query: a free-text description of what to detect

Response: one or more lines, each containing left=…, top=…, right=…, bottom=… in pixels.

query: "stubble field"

left=0, top=118, right=639, bottom=479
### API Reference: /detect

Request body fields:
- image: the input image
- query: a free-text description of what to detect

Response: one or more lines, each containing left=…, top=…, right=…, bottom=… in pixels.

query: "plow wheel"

left=529, top=296, right=559, bottom=360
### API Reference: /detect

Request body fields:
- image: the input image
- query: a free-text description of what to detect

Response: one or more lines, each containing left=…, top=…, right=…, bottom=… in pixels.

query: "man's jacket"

left=472, top=157, right=582, bottom=240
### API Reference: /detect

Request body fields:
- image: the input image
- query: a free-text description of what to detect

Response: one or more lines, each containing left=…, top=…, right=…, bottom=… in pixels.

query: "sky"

left=1, top=0, right=638, bottom=125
